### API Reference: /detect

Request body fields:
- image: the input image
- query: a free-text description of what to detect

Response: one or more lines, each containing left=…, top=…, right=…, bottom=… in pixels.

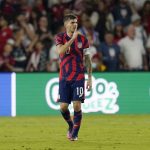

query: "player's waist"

left=59, top=72, right=85, bottom=81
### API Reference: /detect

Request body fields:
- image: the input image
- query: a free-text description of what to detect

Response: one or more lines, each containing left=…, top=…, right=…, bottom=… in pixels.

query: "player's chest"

left=64, top=38, right=83, bottom=54
left=64, top=35, right=84, bottom=48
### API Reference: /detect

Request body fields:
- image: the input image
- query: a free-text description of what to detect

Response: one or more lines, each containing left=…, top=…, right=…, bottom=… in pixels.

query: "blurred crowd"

left=0, top=0, right=150, bottom=72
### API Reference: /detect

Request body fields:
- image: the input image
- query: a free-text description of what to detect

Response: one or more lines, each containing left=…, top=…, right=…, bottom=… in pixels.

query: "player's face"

left=65, top=19, right=78, bottom=33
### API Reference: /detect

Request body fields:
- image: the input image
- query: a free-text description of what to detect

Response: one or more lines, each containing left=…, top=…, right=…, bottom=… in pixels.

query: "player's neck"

left=66, top=31, right=73, bottom=38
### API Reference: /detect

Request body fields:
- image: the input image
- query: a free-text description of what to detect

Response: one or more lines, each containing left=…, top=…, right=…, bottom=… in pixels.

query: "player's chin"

left=71, top=30, right=75, bottom=33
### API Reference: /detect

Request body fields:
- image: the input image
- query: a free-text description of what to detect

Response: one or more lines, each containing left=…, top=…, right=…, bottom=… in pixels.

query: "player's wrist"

left=88, top=75, right=92, bottom=80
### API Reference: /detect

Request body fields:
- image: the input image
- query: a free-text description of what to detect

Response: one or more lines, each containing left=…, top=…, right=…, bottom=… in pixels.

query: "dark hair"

left=63, top=14, right=77, bottom=23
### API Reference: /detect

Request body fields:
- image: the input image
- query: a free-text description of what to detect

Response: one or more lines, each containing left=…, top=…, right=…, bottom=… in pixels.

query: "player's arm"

left=84, top=54, right=92, bottom=91
left=56, top=38, right=75, bottom=55
left=56, top=26, right=78, bottom=55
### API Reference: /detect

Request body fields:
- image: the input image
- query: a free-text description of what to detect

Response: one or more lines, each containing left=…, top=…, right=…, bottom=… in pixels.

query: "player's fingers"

left=86, top=83, right=91, bottom=91
left=88, top=84, right=92, bottom=91
left=88, top=86, right=91, bottom=91
left=86, top=83, right=88, bottom=89
left=74, top=24, right=77, bottom=32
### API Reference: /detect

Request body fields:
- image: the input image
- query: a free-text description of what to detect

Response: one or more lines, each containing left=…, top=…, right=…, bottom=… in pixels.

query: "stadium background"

left=0, top=0, right=150, bottom=116
left=0, top=0, right=150, bottom=150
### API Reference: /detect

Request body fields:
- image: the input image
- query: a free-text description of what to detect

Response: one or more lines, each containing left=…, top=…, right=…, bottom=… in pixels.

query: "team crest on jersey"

left=78, top=42, right=82, bottom=48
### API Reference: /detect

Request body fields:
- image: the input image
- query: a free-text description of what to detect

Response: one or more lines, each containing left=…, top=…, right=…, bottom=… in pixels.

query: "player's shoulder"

left=55, top=32, right=66, bottom=45
left=78, top=32, right=86, bottom=38
left=55, top=32, right=66, bottom=43
left=55, top=32, right=65, bottom=38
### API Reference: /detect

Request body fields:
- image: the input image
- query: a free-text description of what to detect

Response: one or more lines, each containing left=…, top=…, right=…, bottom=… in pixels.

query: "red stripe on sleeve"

left=80, top=35, right=85, bottom=48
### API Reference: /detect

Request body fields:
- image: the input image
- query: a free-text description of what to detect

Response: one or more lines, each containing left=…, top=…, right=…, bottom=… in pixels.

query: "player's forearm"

left=85, top=55, right=92, bottom=78
left=57, top=38, right=74, bottom=55
left=87, top=64, right=92, bottom=79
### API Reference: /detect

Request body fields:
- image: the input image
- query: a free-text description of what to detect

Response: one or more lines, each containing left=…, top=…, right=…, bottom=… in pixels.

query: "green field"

left=0, top=115, right=150, bottom=150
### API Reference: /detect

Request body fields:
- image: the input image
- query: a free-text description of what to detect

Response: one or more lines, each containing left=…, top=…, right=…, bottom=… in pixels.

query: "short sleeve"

left=83, top=47, right=91, bottom=55
left=83, top=37, right=90, bottom=55
left=55, top=34, right=63, bottom=46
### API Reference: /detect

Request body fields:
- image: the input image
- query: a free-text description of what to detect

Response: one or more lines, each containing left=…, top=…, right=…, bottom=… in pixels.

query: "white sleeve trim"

left=83, top=48, right=90, bottom=55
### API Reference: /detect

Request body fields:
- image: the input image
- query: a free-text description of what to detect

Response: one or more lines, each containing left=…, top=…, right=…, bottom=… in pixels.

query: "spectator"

left=99, top=31, right=124, bottom=71
left=0, top=16, right=13, bottom=54
left=79, top=12, right=100, bottom=58
left=10, top=29, right=28, bottom=71
left=0, top=43, right=15, bottom=72
left=131, top=13, right=147, bottom=45
left=146, top=36, right=150, bottom=69
left=0, top=0, right=149, bottom=72
left=26, top=41, right=48, bottom=72
left=141, top=0, right=150, bottom=35
left=129, top=0, right=147, bottom=12
left=50, top=0, right=68, bottom=30
left=113, top=20, right=125, bottom=43
left=118, top=25, right=148, bottom=71
left=73, top=0, right=90, bottom=15
left=112, top=0, right=133, bottom=26
left=32, top=0, right=47, bottom=16
left=0, top=0, right=17, bottom=22
left=37, top=16, right=53, bottom=51
left=10, top=13, right=35, bottom=49
left=79, top=13, right=99, bottom=47
left=48, top=44, right=59, bottom=72
left=18, top=0, right=32, bottom=20
left=92, top=53, right=106, bottom=72
left=94, top=0, right=114, bottom=41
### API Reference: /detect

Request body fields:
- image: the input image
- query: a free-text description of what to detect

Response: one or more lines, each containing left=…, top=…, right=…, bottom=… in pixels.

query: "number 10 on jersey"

left=77, top=87, right=84, bottom=98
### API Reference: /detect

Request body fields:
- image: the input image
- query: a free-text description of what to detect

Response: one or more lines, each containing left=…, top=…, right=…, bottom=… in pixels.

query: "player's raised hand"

left=86, top=77, right=92, bottom=91
left=72, top=25, right=78, bottom=40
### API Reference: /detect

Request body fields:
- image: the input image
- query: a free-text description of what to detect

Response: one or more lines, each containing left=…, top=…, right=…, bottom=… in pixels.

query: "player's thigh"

left=59, top=80, right=71, bottom=104
left=72, top=80, right=85, bottom=103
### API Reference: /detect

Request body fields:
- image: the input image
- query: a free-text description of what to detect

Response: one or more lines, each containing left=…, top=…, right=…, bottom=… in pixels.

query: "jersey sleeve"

left=84, top=38, right=89, bottom=49
left=55, top=34, right=63, bottom=46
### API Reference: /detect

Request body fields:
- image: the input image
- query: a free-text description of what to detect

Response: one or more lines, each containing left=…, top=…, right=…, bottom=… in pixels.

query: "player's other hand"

left=86, top=77, right=92, bottom=91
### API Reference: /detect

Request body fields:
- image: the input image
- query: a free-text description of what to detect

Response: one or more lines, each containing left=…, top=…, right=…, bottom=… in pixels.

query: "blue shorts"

left=58, top=79, right=85, bottom=104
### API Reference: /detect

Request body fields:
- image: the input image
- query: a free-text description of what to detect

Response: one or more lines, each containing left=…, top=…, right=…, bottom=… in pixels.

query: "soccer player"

left=55, top=14, right=92, bottom=141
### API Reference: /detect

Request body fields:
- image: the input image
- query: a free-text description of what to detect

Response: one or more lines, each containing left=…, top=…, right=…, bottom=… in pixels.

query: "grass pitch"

left=0, top=115, right=150, bottom=150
